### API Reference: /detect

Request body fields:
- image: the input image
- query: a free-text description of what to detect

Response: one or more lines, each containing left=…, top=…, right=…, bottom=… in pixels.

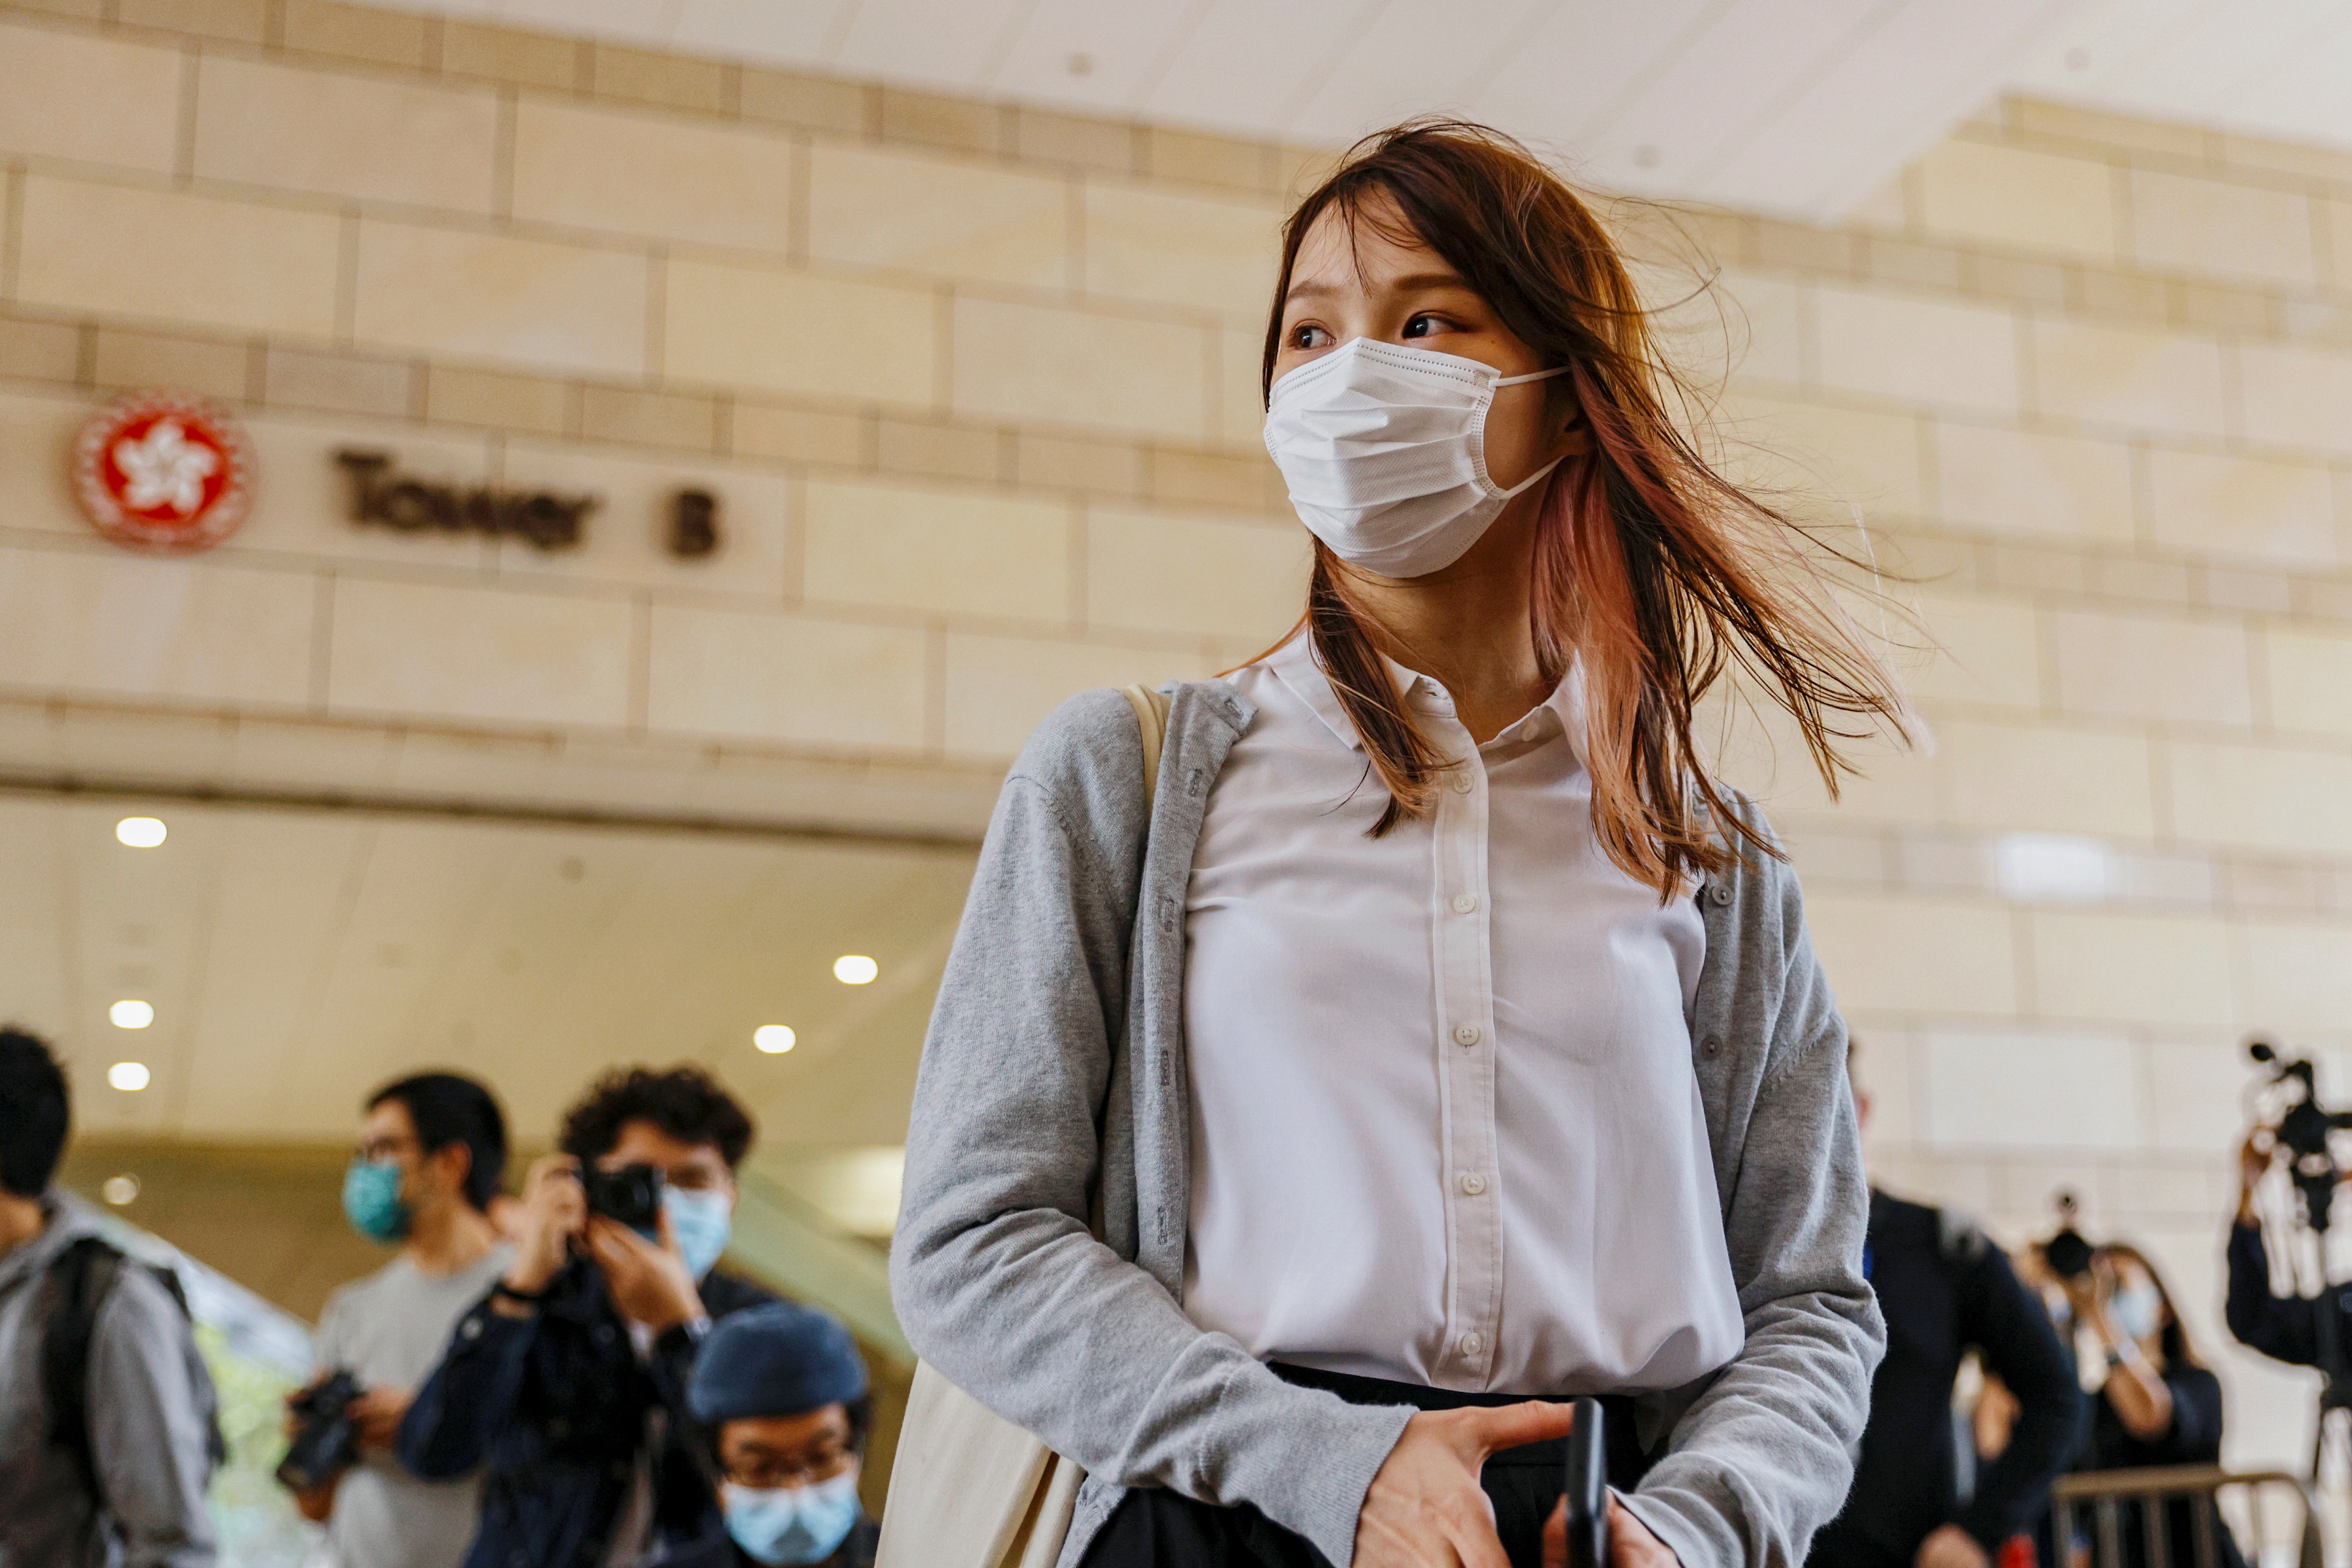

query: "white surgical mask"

left=1263, top=336, right=1570, bottom=577
left=2110, top=1283, right=2163, bottom=1345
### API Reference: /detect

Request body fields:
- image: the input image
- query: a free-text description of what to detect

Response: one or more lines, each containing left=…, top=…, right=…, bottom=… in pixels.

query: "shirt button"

left=1708, top=883, right=1732, bottom=907
left=1701, top=1034, right=1722, bottom=1056
left=1460, top=1333, right=1484, bottom=1356
left=1451, top=893, right=1478, bottom=914
left=1451, top=772, right=1475, bottom=794
left=1460, top=1173, right=1486, bottom=1196
left=1453, top=1024, right=1481, bottom=1047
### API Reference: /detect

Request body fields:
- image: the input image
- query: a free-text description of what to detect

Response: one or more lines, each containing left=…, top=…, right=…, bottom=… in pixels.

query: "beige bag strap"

left=875, top=682, right=1171, bottom=1568
left=1120, top=683, right=1171, bottom=802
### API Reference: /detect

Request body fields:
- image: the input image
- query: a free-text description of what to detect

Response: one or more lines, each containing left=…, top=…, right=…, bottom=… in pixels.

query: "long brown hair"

left=1262, top=121, right=1912, bottom=896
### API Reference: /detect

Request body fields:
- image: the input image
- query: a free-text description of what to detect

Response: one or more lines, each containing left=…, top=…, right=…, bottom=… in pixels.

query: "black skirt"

left=1078, top=1363, right=1653, bottom=1568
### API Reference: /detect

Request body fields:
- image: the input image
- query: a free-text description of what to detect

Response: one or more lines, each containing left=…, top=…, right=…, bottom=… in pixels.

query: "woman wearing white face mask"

left=891, top=120, right=1912, bottom=1568
left=2062, top=1246, right=2245, bottom=1568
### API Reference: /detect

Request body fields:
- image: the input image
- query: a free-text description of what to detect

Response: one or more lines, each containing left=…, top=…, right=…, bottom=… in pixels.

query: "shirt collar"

left=1263, top=631, right=1588, bottom=769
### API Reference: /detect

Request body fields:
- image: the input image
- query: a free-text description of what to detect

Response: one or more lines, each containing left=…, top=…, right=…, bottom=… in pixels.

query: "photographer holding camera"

left=286, top=1073, right=513, bottom=1568
left=2225, top=1129, right=2352, bottom=1371
left=399, top=1065, right=776, bottom=1568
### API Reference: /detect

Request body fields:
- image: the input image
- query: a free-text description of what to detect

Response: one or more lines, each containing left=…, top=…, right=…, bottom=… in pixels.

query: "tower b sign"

left=72, top=391, right=254, bottom=555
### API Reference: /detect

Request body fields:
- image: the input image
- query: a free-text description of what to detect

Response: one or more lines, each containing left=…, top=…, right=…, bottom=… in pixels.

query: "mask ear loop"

left=1494, top=365, right=1573, bottom=387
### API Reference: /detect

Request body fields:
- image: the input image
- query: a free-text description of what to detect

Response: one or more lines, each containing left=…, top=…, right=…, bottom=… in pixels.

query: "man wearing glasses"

left=649, top=1302, right=877, bottom=1568
left=291, top=1073, right=514, bottom=1568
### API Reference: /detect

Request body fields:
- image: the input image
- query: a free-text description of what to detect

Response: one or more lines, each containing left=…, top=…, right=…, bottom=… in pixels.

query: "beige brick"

left=1084, top=180, right=1281, bottom=320
left=875, top=418, right=999, bottom=483
left=1915, top=140, right=2119, bottom=263
left=425, top=365, right=569, bottom=435
left=1, top=0, right=102, bottom=16
left=579, top=385, right=717, bottom=451
left=281, top=0, right=432, bottom=68
left=1015, top=108, right=1135, bottom=172
left=1922, top=1028, right=2142, bottom=1150
left=803, top=477, right=1069, bottom=624
left=944, top=633, right=1200, bottom=756
left=329, top=577, right=630, bottom=728
left=731, top=402, right=865, bottom=466
left=1216, top=326, right=1268, bottom=449
left=0, top=22, right=180, bottom=173
left=1719, top=393, right=1926, bottom=519
left=1986, top=541, right=2088, bottom=596
left=18, top=178, right=341, bottom=337
left=2262, top=628, right=2352, bottom=738
left=2009, top=99, right=2209, bottom=159
left=1863, top=236, right=1963, bottom=293
left=1804, top=892, right=2018, bottom=1016
left=514, top=100, right=796, bottom=253
left=2236, top=342, right=2352, bottom=460
left=1016, top=432, right=1142, bottom=496
left=2072, top=267, right=2169, bottom=322
left=2129, top=168, right=2318, bottom=287
left=262, top=346, right=411, bottom=417
left=0, top=317, right=81, bottom=382
left=2328, top=201, right=2352, bottom=293
left=1085, top=506, right=1303, bottom=642
left=2235, top=920, right=2352, bottom=1035
left=2196, top=565, right=2290, bottom=614
left=2219, top=133, right=2352, bottom=184
left=2050, top=608, right=2253, bottom=726
left=2029, top=318, right=2227, bottom=440
left=645, top=605, right=927, bottom=748
left=1812, top=287, right=2020, bottom=414
left=590, top=43, right=723, bottom=113
left=879, top=87, right=1001, bottom=156
left=2144, top=447, right=2338, bottom=570
left=2168, top=281, right=2270, bottom=334
left=440, top=20, right=578, bottom=91
left=807, top=144, right=1069, bottom=289
left=354, top=223, right=649, bottom=377
left=92, top=328, right=249, bottom=399
left=1966, top=254, right=2070, bottom=308
left=2094, top=555, right=2194, bottom=606
left=2167, top=737, right=2352, bottom=857
left=738, top=69, right=869, bottom=136
left=116, top=0, right=263, bottom=43
left=1906, top=591, right=2042, bottom=711
left=1751, top=219, right=1855, bottom=274
left=954, top=297, right=1207, bottom=442
left=1148, top=127, right=1266, bottom=191
left=1940, top=719, right=2156, bottom=839
left=1147, top=447, right=1274, bottom=512
left=0, top=389, right=90, bottom=536
left=1688, top=269, right=1804, bottom=387
left=0, top=544, right=314, bottom=703
left=1932, top=422, right=2133, bottom=544
left=195, top=56, right=499, bottom=214
left=663, top=259, right=934, bottom=406
left=2030, top=910, right=2236, bottom=1028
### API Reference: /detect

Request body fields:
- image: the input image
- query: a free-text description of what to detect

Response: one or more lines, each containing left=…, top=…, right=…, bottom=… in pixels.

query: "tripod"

left=2247, top=1042, right=2352, bottom=1486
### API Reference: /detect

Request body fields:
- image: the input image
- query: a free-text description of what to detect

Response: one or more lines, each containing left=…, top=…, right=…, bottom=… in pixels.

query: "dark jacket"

left=2072, top=1361, right=2246, bottom=1568
left=1810, top=1191, right=2084, bottom=1568
left=2225, top=1221, right=2352, bottom=1370
left=641, top=1516, right=879, bottom=1568
left=399, top=1257, right=775, bottom=1568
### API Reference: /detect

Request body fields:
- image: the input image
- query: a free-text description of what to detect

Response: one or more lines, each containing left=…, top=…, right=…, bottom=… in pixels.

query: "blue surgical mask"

left=2111, top=1283, right=2163, bottom=1345
left=663, top=1186, right=732, bottom=1280
left=342, top=1158, right=411, bottom=1244
left=721, top=1472, right=863, bottom=1566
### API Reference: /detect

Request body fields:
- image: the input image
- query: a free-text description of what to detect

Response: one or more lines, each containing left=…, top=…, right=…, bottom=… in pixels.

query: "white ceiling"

left=0, top=792, right=973, bottom=1157
left=2009, top=0, right=2352, bottom=152
left=409, top=0, right=2114, bottom=221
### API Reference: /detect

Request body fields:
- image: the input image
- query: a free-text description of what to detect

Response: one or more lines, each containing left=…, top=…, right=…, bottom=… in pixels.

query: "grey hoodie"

left=0, top=1194, right=219, bottom=1568
left=890, top=683, right=1883, bottom=1568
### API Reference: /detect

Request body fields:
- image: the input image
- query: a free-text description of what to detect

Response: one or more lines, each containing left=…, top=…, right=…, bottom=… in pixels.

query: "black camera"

left=277, top=1369, right=363, bottom=1492
left=580, top=1163, right=664, bottom=1233
left=2042, top=1191, right=2094, bottom=1281
left=2249, top=1038, right=2352, bottom=1232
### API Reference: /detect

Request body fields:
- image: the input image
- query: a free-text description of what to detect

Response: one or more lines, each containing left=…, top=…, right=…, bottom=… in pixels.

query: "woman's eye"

left=1402, top=313, right=1447, bottom=338
left=1289, top=324, right=1331, bottom=350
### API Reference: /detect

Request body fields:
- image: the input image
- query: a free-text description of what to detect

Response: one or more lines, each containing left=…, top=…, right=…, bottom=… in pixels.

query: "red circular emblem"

left=72, top=391, right=254, bottom=555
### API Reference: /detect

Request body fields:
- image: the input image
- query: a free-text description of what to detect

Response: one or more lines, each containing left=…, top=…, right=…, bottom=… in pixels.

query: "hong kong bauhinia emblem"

left=73, top=390, right=255, bottom=554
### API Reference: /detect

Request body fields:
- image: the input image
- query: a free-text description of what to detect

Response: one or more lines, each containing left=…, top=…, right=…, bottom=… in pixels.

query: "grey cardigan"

left=890, top=683, right=1883, bottom=1568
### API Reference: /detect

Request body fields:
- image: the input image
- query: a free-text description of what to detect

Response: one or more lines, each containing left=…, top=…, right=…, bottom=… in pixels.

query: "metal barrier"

left=2050, top=1466, right=2320, bottom=1568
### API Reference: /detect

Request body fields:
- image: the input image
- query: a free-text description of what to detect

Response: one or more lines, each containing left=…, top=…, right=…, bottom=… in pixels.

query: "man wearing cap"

left=648, top=1302, right=879, bottom=1568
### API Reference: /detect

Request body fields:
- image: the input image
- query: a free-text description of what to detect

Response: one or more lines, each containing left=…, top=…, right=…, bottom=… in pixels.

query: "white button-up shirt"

left=1181, top=633, right=1745, bottom=1393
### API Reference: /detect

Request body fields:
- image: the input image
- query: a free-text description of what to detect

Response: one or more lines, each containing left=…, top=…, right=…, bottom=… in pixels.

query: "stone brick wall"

left=7, top=0, right=2352, bottom=1464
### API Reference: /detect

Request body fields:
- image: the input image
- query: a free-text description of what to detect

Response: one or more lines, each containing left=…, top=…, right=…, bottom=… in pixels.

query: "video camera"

left=2247, top=1037, right=2352, bottom=1234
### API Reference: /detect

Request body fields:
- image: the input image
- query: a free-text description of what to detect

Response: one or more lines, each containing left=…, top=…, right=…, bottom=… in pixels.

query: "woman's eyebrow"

left=1283, top=270, right=1474, bottom=307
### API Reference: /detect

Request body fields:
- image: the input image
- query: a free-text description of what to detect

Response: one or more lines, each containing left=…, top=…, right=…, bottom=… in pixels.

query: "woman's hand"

left=1355, top=1403, right=1578, bottom=1568
left=1541, top=1493, right=1681, bottom=1568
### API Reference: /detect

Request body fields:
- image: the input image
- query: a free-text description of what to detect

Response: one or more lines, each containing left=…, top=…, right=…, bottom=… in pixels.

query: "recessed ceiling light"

left=115, top=817, right=167, bottom=848
left=110, top=999, right=154, bottom=1029
left=102, top=1174, right=140, bottom=1205
left=754, top=1024, right=797, bottom=1054
left=833, top=955, right=879, bottom=986
left=108, top=1061, right=151, bottom=1092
